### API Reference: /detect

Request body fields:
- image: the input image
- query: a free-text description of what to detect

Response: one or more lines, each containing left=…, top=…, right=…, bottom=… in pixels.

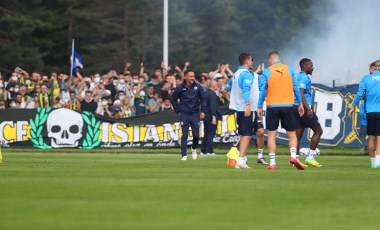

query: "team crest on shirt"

left=194, top=86, right=198, bottom=90
left=245, top=80, right=252, bottom=84
left=372, top=75, right=380, bottom=81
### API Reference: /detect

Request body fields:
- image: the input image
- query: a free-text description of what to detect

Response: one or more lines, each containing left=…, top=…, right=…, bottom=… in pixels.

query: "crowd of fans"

left=0, top=61, right=246, bottom=118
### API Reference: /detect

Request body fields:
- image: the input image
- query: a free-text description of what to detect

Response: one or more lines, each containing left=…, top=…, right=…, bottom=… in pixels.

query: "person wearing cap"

left=170, top=69, right=206, bottom=161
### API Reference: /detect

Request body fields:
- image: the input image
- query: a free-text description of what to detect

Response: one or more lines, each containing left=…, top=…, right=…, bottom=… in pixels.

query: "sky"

left=282, top=0, right=379, bottom=86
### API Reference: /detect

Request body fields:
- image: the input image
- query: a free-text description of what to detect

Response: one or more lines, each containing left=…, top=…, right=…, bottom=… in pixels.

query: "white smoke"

left=282, top=0, right=380, bottom=86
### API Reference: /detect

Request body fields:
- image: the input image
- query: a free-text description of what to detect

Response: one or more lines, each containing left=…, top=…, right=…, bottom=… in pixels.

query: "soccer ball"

left=299, top=148, right=320, bottom=156
left=299, top=148, right=308, bottom=156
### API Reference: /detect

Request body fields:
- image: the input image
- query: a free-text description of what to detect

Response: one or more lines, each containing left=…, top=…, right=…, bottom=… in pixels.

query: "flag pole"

left=163, top=0, right=168, bottom=67
left=70, top=38, right=75, bottom=77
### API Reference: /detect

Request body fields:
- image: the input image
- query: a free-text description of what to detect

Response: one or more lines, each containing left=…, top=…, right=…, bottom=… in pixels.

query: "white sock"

left=258, top=149, right=264, bottom=159
left=307, top=149, right=315, bottom=161
left=375, top=155, right=380, bottom=164
left=269, top=153, right=276, bottom=166
left=290, top=147, right=297, bottom=158
left=238, top=157, right=246, bottom=165
left=371, top=157, right=376, bottom=165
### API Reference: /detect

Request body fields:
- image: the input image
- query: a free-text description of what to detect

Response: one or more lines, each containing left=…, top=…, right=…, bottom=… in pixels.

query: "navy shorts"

left=366, top=112, right=380, bottom=136
left=266, top=107, right=296, bottom=131
left=253, top=111, right=264, bottom=134
left=236, top=111, right=254, bottom=136
left=293, top=105, right=320, bottom=129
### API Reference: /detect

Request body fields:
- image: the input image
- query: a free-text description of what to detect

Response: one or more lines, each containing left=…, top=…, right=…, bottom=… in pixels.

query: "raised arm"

left=220, top=64, right=229, bottom=81
left=174, top=65, right=184, bottom=80
left=209, top=64, right=221, bottom=80
left=225, top=64, right=234, bottom=77
left=139, top=62, right=145, bottom=77
left=160, top=61, right=168, bottom=77
left=182, top=61, right=190, bottom=73
left=93, top=85, right=100, bottom=103
left=123, top=62, right=132, bottom=74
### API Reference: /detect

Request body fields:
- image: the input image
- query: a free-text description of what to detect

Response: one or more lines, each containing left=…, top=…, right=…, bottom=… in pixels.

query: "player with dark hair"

left=225, top=52, right=255, bottom=169
left=294, top=58, right=323, bottom=167
left=171, top=69, right=206, bottom=161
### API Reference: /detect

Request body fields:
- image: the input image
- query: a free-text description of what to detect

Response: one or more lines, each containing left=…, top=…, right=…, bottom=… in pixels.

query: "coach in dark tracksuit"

left=171, top=70, right=206, bottom=160
left=201, top=80, right=222, bottom=155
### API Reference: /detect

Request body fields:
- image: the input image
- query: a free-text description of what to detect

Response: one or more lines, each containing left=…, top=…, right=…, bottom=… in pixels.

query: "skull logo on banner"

left=47, top=108, right=83, bottom=148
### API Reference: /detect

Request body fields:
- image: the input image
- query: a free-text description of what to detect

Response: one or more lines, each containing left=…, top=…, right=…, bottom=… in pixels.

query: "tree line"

left=0, top=0, right=327, bottom=76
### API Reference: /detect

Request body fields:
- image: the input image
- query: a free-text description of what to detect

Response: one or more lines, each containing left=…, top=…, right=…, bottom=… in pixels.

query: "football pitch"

left=0, top=152, right=379, bottom=230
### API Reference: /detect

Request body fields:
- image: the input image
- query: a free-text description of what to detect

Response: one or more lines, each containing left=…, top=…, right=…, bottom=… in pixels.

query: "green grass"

left=0, top=152, right=379, bottom=230
left=4, top=145, right=365, bottom=155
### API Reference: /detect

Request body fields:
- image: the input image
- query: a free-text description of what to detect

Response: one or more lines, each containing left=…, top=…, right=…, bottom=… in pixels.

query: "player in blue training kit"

left=225, top=62, right=268, bottom=167
left=294, top=58, right=323, bottom=167
left=225, top=52, right=255, bottom=169
left=357, top=62, right=378, bottom=155
left=350, top=60, right=380, bottom=168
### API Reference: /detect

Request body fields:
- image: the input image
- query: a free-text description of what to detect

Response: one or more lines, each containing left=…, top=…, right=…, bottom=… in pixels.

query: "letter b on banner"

left=313, top=90, right=344, bottom=143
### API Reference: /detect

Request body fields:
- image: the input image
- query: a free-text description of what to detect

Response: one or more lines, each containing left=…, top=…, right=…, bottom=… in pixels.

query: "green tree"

left=189, top=0, right=240, bottom=69
left=168, top=0, right=207, bottom=72
left=0, top=0, right=55, bottom=73
left=0, top=0, right=327, bottom=76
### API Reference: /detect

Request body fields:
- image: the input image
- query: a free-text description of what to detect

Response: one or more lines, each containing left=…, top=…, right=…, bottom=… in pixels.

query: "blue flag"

left=70, top=50, right=83, bottom=76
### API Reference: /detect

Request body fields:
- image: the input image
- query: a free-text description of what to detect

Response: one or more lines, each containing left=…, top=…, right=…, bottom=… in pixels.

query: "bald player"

left=257, top=51, right=304, bottom=170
